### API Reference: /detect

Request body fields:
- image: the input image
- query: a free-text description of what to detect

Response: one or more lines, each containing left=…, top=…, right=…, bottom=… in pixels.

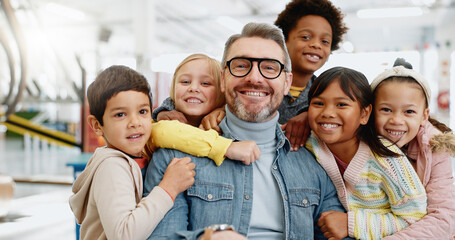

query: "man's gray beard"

left=230, top=97, right=276, bottom=123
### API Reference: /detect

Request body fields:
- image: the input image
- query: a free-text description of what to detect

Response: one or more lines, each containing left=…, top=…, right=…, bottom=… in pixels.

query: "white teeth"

left=128, top=134, right=141, bottom=139
left=245, top=91, right=266, bottom=97
left=321, top=123, right=337, bottom=128
left=386, top=130, right=405, bottom=136
left=186, top=99, right=201, bottom=103
left=306, top=54, right=320, bottom=60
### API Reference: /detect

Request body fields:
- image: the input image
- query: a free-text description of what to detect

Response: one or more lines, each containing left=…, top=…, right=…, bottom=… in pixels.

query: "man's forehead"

left=228, top=37, right=285, bottom=61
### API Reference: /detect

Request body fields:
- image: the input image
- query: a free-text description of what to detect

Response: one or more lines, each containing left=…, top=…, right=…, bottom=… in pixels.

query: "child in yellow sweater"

left=147, top=53, right=260, bottom=166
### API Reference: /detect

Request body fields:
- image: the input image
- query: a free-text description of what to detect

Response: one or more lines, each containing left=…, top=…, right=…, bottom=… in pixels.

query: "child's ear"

left=421, top=108, right=430, bottom=126
left=360, top=104, right=372, bottom=125
left=283, top=72, right=292, bottom=96
left=87, top=115, right=104, bottom=136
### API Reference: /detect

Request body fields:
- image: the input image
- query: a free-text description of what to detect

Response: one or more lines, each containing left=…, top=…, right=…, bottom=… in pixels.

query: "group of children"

left=69, top=0, right=455, bottom=239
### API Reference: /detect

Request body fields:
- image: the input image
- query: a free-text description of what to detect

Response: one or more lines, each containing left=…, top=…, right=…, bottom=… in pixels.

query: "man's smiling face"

left=221, top=37, right=292, bottom=122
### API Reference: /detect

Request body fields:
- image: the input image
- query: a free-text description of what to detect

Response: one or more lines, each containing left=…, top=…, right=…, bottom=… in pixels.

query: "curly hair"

left=275, top=0, right=348, bottom=51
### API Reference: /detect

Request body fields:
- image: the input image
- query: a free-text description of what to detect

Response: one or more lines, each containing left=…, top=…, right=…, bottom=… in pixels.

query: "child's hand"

left=225, top=141, right=261, bottom=165
left=199, top=107, right=226, bottom=134
left=157, top=110, right=188, bottom=124
left=281, top=111, right=310, bottom=151
left=317, top=211, right=348, bottom=240
left=159, top=157, right=195, bottom=200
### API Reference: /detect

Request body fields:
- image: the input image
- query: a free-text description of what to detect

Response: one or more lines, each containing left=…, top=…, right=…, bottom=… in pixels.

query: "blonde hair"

left=169, top=53, right=225, bottom=109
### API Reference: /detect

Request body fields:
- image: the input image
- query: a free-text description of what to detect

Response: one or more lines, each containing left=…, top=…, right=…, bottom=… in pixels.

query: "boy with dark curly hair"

left=275, top=0, right=348, bottom=150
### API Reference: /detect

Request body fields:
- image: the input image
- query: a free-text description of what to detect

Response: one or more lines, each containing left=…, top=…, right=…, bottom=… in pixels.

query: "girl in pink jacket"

left=371, top=62, right=455, bottom=239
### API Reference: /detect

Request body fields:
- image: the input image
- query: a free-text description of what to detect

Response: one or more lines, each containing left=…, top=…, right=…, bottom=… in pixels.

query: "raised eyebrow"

left=321, top=32, right=333, bottom=39
left=403, top=103, right=418, bottom=108
left=295, top=29, right=332, bottom=38
left=375, top=102, right=392, bottom=107
left=295, top=29, right=312, bottom=36
left=176, top=73, right=193, bottom=79
left=139, top=103, right=151, bottom=109
left=334, top=96, right=354, bottom=102
left=200, top=74, right=215, bottom=80
left=109, top=106, right=126, bottom=112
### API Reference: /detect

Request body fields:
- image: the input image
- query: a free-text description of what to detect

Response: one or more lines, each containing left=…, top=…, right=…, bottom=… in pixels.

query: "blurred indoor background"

left=0, top=0, right=454, bottom=239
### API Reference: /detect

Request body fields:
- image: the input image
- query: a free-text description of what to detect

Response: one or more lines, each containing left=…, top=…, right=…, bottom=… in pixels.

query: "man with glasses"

left=144, top=22, right=345, bottom=240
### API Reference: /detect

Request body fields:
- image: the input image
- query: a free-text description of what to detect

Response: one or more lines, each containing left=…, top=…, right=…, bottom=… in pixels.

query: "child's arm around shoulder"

left=92, top=156, right=172, bottom=240
left=199, top=107, right=226, bottom=134
left=151, top=120, right=260, bottom=166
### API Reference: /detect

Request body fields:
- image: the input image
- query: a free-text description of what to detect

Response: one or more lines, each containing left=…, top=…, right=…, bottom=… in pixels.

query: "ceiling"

left=1, top=0, right=455, bottom=108
left=10, top=0, right=455, bottom=58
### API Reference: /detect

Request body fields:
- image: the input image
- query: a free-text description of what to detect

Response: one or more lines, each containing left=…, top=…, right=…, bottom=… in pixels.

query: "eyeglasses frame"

left=225, top=57, right=286, bottom=79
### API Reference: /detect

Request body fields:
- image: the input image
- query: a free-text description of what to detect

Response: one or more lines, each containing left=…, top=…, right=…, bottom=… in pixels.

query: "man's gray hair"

left=221, top=22, right=292, bottom=73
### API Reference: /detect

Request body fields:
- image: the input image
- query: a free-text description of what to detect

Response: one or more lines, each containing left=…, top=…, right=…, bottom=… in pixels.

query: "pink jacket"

left=384, top=121, right=455, bottom=240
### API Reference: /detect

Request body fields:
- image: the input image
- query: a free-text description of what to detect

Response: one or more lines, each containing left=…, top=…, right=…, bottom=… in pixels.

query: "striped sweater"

left=306, top=134, right=427, bottom=240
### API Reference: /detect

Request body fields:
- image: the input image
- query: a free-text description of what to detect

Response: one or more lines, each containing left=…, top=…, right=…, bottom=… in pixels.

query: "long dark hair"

left=308, top=67, right=400, bottom=157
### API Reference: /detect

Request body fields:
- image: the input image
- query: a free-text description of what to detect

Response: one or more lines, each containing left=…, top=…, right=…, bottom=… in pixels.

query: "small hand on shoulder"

left=199, top=107, right=226, bottom=134
left=158, top=157, right=195, bottom=200
left=225, top=141, right=261, bottom=165
left=157, top=110, right=188, bottom=124
left=281, top=111, right=310, bottom=151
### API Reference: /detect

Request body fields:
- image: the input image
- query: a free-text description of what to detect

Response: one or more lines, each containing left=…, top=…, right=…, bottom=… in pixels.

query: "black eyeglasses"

left=226, top=57, right=286, bottom=79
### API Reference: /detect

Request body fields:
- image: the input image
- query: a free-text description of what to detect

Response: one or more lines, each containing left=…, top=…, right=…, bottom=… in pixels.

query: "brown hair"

left=308, top=67, right=400, bottom=157
left=428, top=117, right=452, bottom=133
left=87, top=65, right=152, bottom=125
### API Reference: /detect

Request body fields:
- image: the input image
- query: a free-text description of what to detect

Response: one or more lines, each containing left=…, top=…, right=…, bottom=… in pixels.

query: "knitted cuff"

left=347, top=210, right=356, bottom=238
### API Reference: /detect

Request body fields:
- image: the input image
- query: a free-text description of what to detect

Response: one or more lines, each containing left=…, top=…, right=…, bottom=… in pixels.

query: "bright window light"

left=342, top=41, right=354, bottom=53
left=45, top=3, right=86, bottom=21
left=357, top=7, right=423, bottom=19
left=216, top=16, right=243, bottom=33
left=316, top=51, right=420, bottom=83
left=151, top=53, right=192, bottom=73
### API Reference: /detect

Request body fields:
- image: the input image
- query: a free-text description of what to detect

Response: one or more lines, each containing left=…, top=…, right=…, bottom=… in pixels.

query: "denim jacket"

left=144, top=118, right=345, bottom=240
left=277, top=75, right=315, bottom=124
